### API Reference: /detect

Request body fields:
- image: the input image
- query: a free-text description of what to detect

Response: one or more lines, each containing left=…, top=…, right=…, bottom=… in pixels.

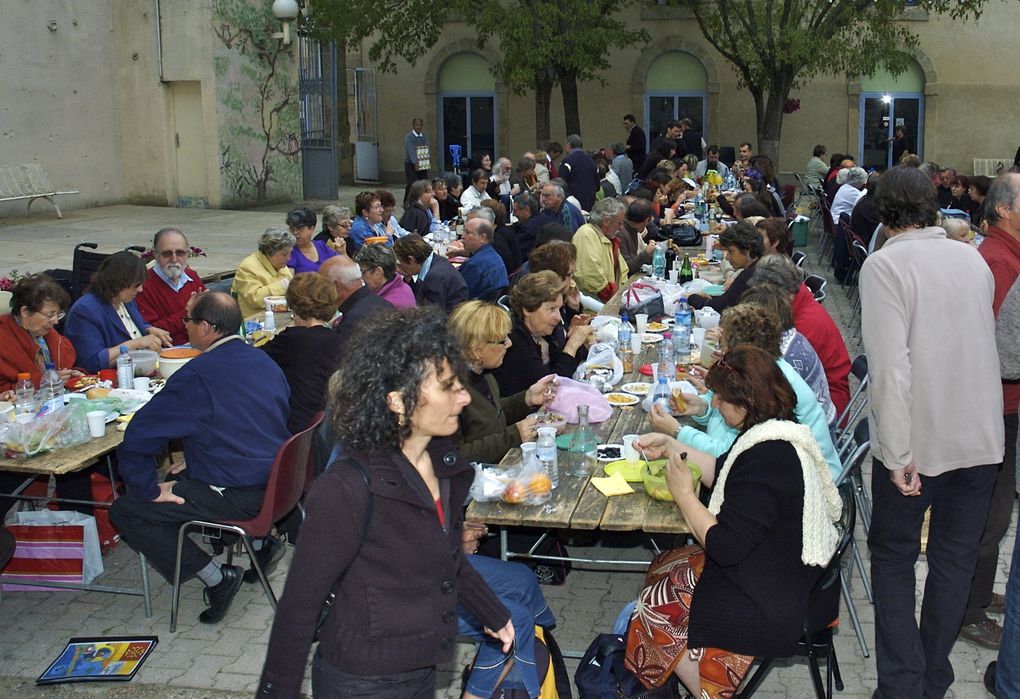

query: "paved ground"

left=0, top=197, right=1010, bottom=698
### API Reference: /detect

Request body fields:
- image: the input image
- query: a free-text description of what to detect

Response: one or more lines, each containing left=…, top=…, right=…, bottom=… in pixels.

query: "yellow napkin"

left=590, top=472, right=635, bottom=497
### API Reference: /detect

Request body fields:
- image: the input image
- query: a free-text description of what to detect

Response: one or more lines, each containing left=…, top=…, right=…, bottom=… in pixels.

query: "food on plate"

left=645, top=321, right=668, bottom=332
left=159, top=347, right=201, bottom=360
left=605, top=392, right=639, bottom=406
left=66, top=375, right=100, bottom=392
left=621, top=382, right=650, bottom=396
left=641, top=333, right=663, bottom=344
left=597, top=445, right=622, bottom=460
left=643, top=459, right=702, bottom=501
left=264, top=296, right=289, bottom=312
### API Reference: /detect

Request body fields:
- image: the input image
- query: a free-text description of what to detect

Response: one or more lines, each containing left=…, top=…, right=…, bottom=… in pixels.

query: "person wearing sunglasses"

left=136, top=227, right=208, bottom=346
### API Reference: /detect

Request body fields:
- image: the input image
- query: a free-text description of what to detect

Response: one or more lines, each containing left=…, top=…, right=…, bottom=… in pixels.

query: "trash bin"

left=791, top=219, right=809, bottom=247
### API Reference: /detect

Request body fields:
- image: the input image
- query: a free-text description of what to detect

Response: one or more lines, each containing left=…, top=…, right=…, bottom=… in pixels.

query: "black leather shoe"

left=985, top=662, right=1001, bottom=698
left=244, top=537, right=283, bottom=584
left=199, top=564, right=244, bottom=624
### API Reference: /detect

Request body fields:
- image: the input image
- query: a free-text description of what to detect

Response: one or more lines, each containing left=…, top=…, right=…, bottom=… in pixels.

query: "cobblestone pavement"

left=0, top=200, right=1010, bottom=698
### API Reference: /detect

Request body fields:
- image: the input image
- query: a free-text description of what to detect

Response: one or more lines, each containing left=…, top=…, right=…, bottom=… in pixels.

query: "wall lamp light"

left=272, top=0, right=302, bottom=45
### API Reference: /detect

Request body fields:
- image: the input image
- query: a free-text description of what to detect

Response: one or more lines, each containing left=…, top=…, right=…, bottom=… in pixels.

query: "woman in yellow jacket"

left=231, top=227, right=296, bottom=318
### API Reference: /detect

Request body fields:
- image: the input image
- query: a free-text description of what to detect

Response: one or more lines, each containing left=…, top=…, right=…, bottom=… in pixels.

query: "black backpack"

left=477, top=526, right=572, bottom=585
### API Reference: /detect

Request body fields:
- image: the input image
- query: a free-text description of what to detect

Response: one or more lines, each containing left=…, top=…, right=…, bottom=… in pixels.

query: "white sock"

left=196, top=560, right=223, bottom=587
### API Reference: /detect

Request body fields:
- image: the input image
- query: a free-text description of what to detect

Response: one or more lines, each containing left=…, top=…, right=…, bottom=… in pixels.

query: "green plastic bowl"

left=642, top=460, right=702, bottom=501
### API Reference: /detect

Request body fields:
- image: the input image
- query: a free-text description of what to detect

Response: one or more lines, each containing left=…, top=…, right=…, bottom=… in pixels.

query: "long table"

left=0, top=423, right=152, bottom=615
left=467, top=280, right=699, bottom=566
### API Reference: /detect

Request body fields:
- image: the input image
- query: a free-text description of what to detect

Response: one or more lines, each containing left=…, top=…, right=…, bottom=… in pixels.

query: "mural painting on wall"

left=212, top=0, right=301, bottom=207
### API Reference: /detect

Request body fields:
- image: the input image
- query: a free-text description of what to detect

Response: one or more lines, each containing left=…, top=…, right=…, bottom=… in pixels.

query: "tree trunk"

left=754, top=84, right=789, bottom=171
left=535, top=74, right=553, bottom=145
left=335, top=39, right=355, bottom=182
left=559, top=69, right=581, bottom=137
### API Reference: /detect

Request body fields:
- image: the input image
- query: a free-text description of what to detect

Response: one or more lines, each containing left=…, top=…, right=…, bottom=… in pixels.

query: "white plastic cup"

left=15, top=412, right=34, bottom=425
left=635, top=313, right=649, bottom=334
left=663, top=207, right=675, bottom=224
left=0, top=401, right=14, bottom=422
left=630, top=336, right=643, bottom=357
left=692, top=327, right=707, bottom=347
left=623, top=434, right=640, bottom=463
left=669, top=269, right=679, bottom=284
left=133, top=377, right=151, bottom=392
left=86, top=410, right=107, bottom=438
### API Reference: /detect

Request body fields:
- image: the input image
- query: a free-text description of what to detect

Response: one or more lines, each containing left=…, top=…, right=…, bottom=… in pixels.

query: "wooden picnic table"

left=0, top=422, right=122, bottom=475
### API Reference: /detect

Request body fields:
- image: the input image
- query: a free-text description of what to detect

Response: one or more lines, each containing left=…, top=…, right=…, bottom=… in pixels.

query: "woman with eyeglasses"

left=286, top=207, right=338, bottom=275
left=64, top=251, right=172, bottom=374
left=0, top=273, right=79, bottom=393
left=447, top=300, right=558, bottom=463
left=313, top=205, right=353, bottom=256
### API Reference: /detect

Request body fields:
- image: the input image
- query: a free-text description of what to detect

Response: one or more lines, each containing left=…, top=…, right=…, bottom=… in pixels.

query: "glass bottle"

left=567, top=405, right=598, bottom=478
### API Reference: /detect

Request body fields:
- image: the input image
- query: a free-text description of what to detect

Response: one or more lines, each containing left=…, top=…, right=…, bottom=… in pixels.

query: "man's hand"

left=484, top=620, right=515, bottom=653
left=890, top=462, right=922, bottom=496
left=167, top=461, right=187, bottom=475
left=461, top=522, right=488, bottom=555
left=152, top=481, right=186, bottom=504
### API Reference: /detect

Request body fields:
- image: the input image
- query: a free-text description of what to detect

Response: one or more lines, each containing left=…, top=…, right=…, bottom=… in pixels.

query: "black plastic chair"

left=791, top=251, right=807, bottom=268
left=718, top=146, right=736, bottom=167
left=804, top=274, right=827, bottom=303
left=734, top=482, right=856, bottom=699
left=71, top=242, right=145, bottom=300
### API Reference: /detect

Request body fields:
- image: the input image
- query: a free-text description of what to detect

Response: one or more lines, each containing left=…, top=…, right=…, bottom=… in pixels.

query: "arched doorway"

left=644, top=52, right=708, bottom=140
left=859, top=60, right=926, bottom=170
left=438, top=52, right=496, bottom=173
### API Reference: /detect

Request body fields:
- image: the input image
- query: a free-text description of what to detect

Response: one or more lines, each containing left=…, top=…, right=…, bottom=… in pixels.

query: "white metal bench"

left=0, top=164, right=79, bottom=218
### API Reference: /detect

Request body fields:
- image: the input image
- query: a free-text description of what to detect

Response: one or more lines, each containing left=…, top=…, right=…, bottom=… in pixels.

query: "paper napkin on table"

left=590, top=472, right=635, bottom=496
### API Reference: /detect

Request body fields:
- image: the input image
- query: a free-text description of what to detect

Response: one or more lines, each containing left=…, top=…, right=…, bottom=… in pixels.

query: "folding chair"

left=168, top=413, right=324, bottom=632
left=833, top=421, right=873, bottom=658
left=735, top=483, right=856, bottom=698
left=792, top=251, right=807, bottom=268
left=804, top=274, right=827, bottom=303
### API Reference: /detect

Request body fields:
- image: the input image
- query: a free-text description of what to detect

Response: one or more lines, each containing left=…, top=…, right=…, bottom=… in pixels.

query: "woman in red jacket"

left=0, top=274, right=78, bottom=393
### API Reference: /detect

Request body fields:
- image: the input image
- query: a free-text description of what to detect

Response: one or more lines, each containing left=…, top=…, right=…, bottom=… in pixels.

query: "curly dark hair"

left=719, top=220, right=765, bottom=258
left=876, top=165, right=940, bottom=230
left=10, top=273, right=70, bottom=315
left=720, top=303, right=782, bottom=358
left=706, top=344, right=796, bottom=430
left=89, top=251, right=147, bottom=302
left=328, top=307, right=467, bottom=451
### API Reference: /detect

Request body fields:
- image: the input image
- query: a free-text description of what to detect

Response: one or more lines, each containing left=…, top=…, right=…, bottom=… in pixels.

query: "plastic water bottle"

left=264, top=310, right=277, bottom=334
left=657, top=342, right=676, bottom=381
left=652, top=377, right=672, bottom=414
left=14, top=373, right=35, bottom=415
left=651, top=243, right=666, bottom=280
left=619, top=313, right=632, bottom=348
left=567, top=405, right=598, bottom=478
left=536, top=427, right=558, bottom=489
left=673, top=298, right=692, bottom=365
left=116, top=345, right=134, bottom=389
left=37, top=362, right=64, bottom=409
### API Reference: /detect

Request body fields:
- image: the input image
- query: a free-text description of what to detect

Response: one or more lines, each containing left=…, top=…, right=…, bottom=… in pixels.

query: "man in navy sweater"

left=110, top=292, right=291, bottom=625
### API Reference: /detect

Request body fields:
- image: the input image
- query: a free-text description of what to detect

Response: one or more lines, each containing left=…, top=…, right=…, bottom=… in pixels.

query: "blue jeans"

left=458, top=555, right=556, bottom=698
left=996, top=494, right=1020, bottom=697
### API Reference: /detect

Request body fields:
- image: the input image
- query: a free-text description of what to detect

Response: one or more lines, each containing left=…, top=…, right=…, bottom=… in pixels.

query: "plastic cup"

left=0, top=402, right=14, bottom=423
left=692, top=327, right=707, bottom=347
left=669, top=269, right=679, bottom=284
left=98, top=369, right=117, bottom=384
left=86, top=410, right=107, bottom=438
left=623, top=434, right=640, bottom=463
left=664, top=207, right=675, bottom=224
left=635, top=314, right=649, bottom=334
left=15, top=413, right=34, bottom=425
left=630, top=336, right=643, bottom=357
left=133, top=377, right=150, bottom=392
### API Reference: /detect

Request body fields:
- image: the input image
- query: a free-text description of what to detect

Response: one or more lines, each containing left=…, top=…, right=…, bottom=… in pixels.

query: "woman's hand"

left=665, top=451, right=696, bottom=500
left=0, top=390, right=14, bottom=402
left=704, top=327, right=722, bottom=344
left=649, top=403, right=680, bottom=436
left=461, top=522, right=488, bottom=554
left=564, top=283, right=581, bottom=311
left=57, top=368, right=83, bottom=382
left=525, top=374, right=558, bottom=408
left=484, top=620, right=515, bottom=653
left=429, top=199, right=440, bottom=218
left=674, top=393, right=708, bottom=418
left=130, top=335, right=164, bottom=352
left=685, top=366, right=708, bottom=394
left=633, top=432, right=682, bottom=461
left=515, top=415, right=538, bottom=443
left=147, top=326, right=173, bottom=347
left=564, top=323, right=594, bottom=354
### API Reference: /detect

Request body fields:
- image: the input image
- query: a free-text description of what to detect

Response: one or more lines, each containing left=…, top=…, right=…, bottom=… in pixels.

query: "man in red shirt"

left=960, top=173, right=1020, bottom=649
left=136, top=228, right=207, bottom=345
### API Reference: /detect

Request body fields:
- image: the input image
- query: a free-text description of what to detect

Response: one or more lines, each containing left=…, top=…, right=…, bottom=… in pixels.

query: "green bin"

left=791, top=219, right=809, bottom=247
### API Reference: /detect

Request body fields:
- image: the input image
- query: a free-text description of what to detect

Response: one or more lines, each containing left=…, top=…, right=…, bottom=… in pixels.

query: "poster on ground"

left=37, top=636, right=158, bottom=684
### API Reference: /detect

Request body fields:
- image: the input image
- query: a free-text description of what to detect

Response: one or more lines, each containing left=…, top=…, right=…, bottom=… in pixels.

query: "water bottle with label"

left=536, top=426, right=558, bottom=488
left=14, top=372, right=35, bottom=415
left=116, top=345, right=134, bottom=389
left=658, top=341, right=676, bottom=381
left=651, top=243, right=666, bottom=280
left=652, top=377, right=672, bottom=414
left=673, top=297, right=691, bottom=366
left=619, top=313, right=632, bottom=348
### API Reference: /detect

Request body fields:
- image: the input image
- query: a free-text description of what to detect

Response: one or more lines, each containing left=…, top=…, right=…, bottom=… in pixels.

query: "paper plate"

left=645, top=321, right=669, bottom=333
left=605, top=392, right=640, bottom=407
left=641, top=333, right=663, bottom=344
left=620, top=382, right=652, bottom=396
left=596, top=444, right=624, bottom=462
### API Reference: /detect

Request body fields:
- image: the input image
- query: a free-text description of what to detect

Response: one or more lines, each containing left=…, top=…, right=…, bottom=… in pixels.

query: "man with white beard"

left=136, top=227, right=207, bottom=345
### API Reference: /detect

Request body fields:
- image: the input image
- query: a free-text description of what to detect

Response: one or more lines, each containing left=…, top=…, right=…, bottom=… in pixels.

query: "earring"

left=397, top=413, right=408, bottom=428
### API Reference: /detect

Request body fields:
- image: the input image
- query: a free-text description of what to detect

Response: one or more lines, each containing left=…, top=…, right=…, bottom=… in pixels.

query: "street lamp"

left=271, top=0, right=301, bottom=45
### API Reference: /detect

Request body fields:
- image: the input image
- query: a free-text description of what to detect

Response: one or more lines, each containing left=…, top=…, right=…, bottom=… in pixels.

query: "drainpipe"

left=154, top=0, right=165, bottom=81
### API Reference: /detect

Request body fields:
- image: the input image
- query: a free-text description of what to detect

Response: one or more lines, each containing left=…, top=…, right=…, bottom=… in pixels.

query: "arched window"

left=438, top=53, right=496, bottom=173
left=645, top=52, right=708, bottom=140
left=859, top=60, right=926, bottom=170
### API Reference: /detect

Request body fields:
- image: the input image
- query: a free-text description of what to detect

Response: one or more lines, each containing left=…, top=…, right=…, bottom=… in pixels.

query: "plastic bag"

left=4, top=401, right=92, bottom=458
left=469, top=462, right=513, bottom=503
left=573, top=343, right=624, bottom=389
left=500, top=451, right=552, bottom=506
left=549, top=378, right=613, bottom=424
left=621, top=281, right=665, bottom=318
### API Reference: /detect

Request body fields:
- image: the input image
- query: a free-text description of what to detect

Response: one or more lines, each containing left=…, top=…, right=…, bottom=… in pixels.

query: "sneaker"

left=958, top=618, right=1003, bottom=649
left=243, top=537, right=283, bottom=584
left=987, top=592, right=1007, bottom=615
left=199, top=564, right=244, bottom=624
left=985, top=662, right=1001, bottom=698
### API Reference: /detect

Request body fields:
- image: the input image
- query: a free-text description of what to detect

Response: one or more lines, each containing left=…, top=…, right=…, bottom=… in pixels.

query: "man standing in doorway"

left=404, top=118, right=431, bottom=207
left=624, top=114, right=646, bottom=174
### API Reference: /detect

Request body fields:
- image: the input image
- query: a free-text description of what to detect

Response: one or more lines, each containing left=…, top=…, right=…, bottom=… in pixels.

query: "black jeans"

left=869, top=459, right=997, bottom=699
left=109, top=478, right=263, bottom=584
left=312, top=651, right=434, bottom=698
left=964, top=412, right=1018, bottom=624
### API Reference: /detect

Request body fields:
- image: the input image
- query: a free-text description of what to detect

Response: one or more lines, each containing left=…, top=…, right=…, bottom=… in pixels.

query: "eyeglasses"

left=183, top=315, right=217, bottom=330
left=487, top=337, right=511, bottom=346
left=159, top=249, right=190, bottom=259
left=39, top=310, right=66, bottom=323
left=716, top=354, right=735, bottom=373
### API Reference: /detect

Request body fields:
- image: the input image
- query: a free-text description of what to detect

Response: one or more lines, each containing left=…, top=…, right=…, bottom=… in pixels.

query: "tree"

left=674, top=0, right=989, bottom=168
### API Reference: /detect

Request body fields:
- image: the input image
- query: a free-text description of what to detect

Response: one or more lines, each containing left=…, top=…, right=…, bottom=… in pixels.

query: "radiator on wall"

left=973, top=158, right=1014, bottom=177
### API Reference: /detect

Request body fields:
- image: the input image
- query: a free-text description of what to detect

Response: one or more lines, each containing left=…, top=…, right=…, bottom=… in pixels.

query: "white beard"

left=163, top=263, right=183, bottom=281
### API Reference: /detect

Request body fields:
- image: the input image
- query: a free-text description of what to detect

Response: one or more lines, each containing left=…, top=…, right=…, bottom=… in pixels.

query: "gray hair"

left=919, top=161, right=940, bottom=181
left=465, top=206, right=496, bottom=224
left=322, top=257, right=363, bottom=285
left=750, top=253, right=804, bottom=294
left=467, top=218, right=494, bottom=241
left=985, top=173, right=1020, bottom=226
left=940, top=218, right=971, bottom=239
left=513, top=192, right=540, bottom=216
left=258, top=226, right=296, bottom=257
left=566, top=134, right=583, bottom=149
left=589, top=197, right=625, bottom=225
left=321, top=205, right=350, bottom=229
left=612, top=143, right=626, bottom=156
left=153, top=227, right=187, bottom=250
left=845, top=167, right=868, bottom=187
left=355, top=243, right=398, bottom=281
left=542, top=181, right=565, bottom=199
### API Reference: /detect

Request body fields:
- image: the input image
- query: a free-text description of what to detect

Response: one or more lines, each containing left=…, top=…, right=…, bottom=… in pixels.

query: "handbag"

left=622, top=281, right=665, bottom=318
left=314, top=457, right=373, bottom=640
left=662, top=223, right=702, bottom=247
left=575, top=634, right=678, bottom=699
left=2, top=510, right=104, bottom=591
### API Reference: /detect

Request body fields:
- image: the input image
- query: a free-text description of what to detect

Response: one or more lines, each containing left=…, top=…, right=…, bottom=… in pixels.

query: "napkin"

left=590, top=472, right=635, bottom=496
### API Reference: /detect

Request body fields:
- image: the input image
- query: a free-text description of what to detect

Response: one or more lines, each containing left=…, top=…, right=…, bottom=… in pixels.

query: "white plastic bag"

left=572, top=343, right=624, bottom=388
left=11, top=509, right=104, bottom=585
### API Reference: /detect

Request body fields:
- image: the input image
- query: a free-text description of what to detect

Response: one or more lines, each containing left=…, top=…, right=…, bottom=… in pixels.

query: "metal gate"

left=299, top=37, right=339, bottom=200
left=353, top=67, right=379, bottom=182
